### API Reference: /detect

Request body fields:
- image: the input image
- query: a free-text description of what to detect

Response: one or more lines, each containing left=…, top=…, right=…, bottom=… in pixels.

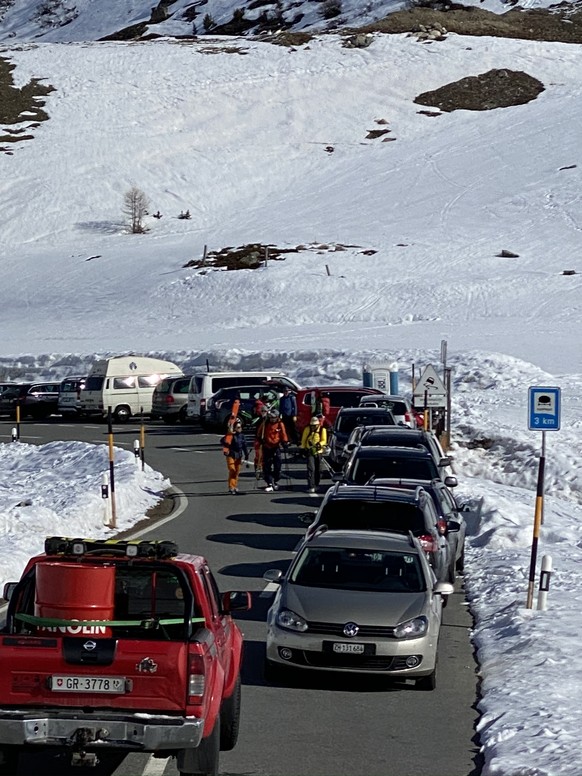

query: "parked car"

left=338, top=445, right=458, bottom=488
left=296, top=386, right=383, bottom=434
left=328, top=407, right=396, bottom=469
left=0, top=382, right=61, bottom=420
left=0, top=383, right=17, bottom=395
left=359, top=394, right=421, bottom=428
left=372, top=478, right=467, bottom=574
left=203, top=385, right=282, bottom=430
left=299, top=483, right=454, bottom=583
left=57, top=375, right=87, bottom=418
left=151, top=375, right=192, bottom=424
left=344, top=427, right=455, bottom=480
left=264, top=529, right=453, bottom=688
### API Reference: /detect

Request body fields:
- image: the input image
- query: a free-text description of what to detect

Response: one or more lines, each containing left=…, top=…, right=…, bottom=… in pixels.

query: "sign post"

left=526, top=386, right=561, bottom=608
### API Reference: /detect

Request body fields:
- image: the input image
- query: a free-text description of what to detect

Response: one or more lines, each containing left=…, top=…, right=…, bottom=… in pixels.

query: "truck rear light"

left=188, top=655, right=205, bottom=701
left=418, top=534, right=438, bottom=553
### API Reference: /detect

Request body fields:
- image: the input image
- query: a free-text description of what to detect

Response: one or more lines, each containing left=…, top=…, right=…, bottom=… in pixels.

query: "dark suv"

left=0, top=382, right=61, bottom=420
left=328, top=407, right=396, bottom=469
left=299, top=484, right=456, bottom=583
left=338, top=445, right=458, bottom=488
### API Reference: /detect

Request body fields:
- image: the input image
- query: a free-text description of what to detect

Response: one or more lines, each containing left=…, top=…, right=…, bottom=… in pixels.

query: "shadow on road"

left=219, top=558, right=292, bottom=579
left=208, top=532, right=299, bottom=552
left=227, top=511, right=305, bottom=529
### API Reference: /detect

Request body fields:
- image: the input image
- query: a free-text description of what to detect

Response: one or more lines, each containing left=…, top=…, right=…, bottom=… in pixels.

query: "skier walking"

left=279, top=386, right=298, bottom=445
left=300, top=416, right=327, bottom=495
left=220, top=420, right=249, bottom=494
left=258, top=408, right=288, bottom=492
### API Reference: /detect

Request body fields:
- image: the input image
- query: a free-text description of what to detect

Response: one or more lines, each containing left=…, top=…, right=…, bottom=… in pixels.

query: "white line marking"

left=142, top=755, right=170, bottom=775
left=128, top=487, right=188, bottom=539
left=0, top=435, right=43, bottom=440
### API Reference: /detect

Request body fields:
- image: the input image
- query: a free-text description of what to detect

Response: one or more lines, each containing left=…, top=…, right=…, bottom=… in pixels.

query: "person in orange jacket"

left=220, top=420, right=249, bottom=494
left=257, top=408, right=288, bottom=492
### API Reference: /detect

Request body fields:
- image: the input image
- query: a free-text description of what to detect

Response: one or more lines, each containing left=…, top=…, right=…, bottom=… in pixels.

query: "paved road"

left=0, top=419, right=482, bottom=776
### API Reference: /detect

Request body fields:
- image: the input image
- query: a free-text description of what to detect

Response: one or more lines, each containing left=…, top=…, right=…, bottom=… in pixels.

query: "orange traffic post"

left=526, top=432, right=546, bottom=608
left=107, top=408, right=117, bottom=529
left=140, top=407, right=146, bottom=471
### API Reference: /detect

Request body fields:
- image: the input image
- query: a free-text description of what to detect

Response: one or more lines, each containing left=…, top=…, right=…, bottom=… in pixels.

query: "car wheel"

left=219, top=675, right=241, bottom=751
left=415, top=668, right=436, bottom=691
left=113, top=405, right=131, bottom=423
left=177, top=716, right=220, bottom=776
left=179, top=406, right=189, bottom=424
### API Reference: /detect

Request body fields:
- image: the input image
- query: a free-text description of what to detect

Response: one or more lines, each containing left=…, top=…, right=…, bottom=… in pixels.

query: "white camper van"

left=80, top=356, right=183, bottom=422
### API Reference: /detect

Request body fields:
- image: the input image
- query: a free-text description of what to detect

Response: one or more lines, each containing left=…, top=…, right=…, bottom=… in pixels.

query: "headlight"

left=393, top=616, right=428, bottom=640
left=276, top=609, right=308, bottom=632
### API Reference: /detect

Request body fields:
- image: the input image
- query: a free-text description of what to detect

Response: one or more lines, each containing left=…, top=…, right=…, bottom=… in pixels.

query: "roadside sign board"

left=413, top=364, right=447, bottom=408
left=528, top=386, right=561, bottom=431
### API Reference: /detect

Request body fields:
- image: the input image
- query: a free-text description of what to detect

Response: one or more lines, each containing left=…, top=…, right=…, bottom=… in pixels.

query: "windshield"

left=336, top=413, right=394, bottom=434
left=290, top=547, right=425, bottom=592
left=319, top=500, right=426, bottom=534
left=351, top=456, right=438, bottom=484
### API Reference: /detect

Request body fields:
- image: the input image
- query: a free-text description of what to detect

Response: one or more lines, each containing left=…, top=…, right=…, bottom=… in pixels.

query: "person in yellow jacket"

left=300, top=416, right=328, bottom=495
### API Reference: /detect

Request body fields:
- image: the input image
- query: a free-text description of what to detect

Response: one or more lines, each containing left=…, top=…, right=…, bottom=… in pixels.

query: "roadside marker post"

left=107, top=407, right=117, bottom=529
left=526, top=386, right=561, bottom=609
left=537, top=555, right=553, bottom=611
left=140, top=407, right=146, bottom=472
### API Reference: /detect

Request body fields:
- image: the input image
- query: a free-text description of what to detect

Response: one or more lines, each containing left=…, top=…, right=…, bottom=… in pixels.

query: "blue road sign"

left=528, top=386, right=561, bottom=431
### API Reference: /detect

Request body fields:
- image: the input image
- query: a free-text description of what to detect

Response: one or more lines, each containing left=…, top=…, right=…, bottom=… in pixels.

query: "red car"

left=296, top=386, right=383, bottom=434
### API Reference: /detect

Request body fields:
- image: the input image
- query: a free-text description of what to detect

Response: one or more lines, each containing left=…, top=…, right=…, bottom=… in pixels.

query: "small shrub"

left=320, top=0, right=342, bottom=19
left=203, top=13, right=215, bottom=31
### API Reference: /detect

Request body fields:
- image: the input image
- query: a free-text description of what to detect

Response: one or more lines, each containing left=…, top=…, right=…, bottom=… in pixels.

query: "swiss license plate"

left=51, top=675, right=126, bottom=694
left=332, top=643, right=366, bottom=654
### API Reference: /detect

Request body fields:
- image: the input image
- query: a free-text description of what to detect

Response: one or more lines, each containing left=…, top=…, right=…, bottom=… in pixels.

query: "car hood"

left=282, top=584, right=428, bottom=626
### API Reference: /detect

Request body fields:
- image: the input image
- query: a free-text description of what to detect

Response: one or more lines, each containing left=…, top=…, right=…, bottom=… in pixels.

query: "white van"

left=186, top=371, right=301, bottom=422
left=80, top=356, right=183, bottom=422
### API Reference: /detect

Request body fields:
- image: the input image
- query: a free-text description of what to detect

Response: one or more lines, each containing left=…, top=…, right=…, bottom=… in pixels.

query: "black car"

left=337, top=445, right=458, bottom=488
left=202, top=384, right=281, bottom=430
left=328, top=407, right=396, bottom=469
left=0, top=382, right=61, bottom=420
left=299, top=483, right=456, bottom=584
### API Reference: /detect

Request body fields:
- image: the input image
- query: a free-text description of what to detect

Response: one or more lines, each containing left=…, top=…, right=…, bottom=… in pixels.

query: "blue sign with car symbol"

left=528, top=386, right=561, bottom=431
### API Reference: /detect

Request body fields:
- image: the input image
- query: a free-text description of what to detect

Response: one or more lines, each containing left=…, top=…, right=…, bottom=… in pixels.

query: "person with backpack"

left=301, top=416, right=328, bottom=495
left=258, top=408, right=288, bottom=492
left=220, top=419, right=249, bottom=494
left=279, top=386, right=298, bottom=444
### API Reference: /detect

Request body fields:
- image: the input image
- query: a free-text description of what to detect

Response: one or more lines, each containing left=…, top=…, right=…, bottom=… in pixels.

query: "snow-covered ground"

left=1, top=5, right=582, bottom=773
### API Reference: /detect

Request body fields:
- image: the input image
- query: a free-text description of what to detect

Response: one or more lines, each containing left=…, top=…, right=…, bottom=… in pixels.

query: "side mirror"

left=434, top=582, right=454, bottom=597
left=2, top=582, right=17, bottom=602
left=222, top=591, right=251, bottom=613
left=438, top=456, right=452, bottom=467
left=444, top=476, right=458, bottom=488
left=447, top=520, right=461, bottom=533
left=298, top=511, right=317, bottom=525
left=263, top=569, right=283, bottom=584
left=344, top=443, right=355, bottom=453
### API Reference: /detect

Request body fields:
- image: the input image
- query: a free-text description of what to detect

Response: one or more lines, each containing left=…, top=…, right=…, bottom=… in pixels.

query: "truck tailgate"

left=0, top=636, right=188, bottom=712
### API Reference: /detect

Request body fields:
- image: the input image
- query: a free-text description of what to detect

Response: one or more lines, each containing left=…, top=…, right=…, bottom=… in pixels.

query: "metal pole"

left=526, top=431, right=545, bottom=608
left=140, top=407, right=146, bottom=471
left=107, top=408, right=117, bottom=529
left=443, top=367, right=452, bottom=451
left=15, top=403, right=21, bottom=440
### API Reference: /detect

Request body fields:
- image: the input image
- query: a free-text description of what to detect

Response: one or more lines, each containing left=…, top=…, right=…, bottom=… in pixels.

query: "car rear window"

left=362, top=399, right=407, bottom=415
left=336, top=412, right=394, bottom=434
left=352, top=455, right=438, bottom=484
left=291, top=547, right=425, bottom=592
left=156, top=379, right=172, bottom=394
left=328, top=390, right=372, bottom=408
left=61, top=379, right=83, bottom=393
left=319, top=500, right=426, bottom=534
left=361, top=431, right=421, bottom=446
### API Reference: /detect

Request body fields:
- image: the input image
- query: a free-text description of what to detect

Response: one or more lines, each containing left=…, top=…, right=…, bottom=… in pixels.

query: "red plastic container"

left=35, top=562, right=115, bottom=637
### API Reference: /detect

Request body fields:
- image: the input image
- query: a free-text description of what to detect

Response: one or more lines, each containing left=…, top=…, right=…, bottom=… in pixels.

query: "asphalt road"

left=0, top=418, right=483, bottom=776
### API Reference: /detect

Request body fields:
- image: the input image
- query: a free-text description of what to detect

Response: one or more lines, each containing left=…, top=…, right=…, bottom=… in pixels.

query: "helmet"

left=310, top=416, right=320, bottom=426
left=269, top=408, right=280, bottom=419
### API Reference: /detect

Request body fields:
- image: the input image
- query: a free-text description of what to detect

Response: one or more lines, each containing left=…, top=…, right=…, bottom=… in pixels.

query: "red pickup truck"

left=0, top=537, right=250, bottom=775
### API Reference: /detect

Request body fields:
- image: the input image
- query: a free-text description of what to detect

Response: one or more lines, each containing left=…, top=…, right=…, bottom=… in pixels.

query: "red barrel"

left=35, top=562, right=115, bottom=637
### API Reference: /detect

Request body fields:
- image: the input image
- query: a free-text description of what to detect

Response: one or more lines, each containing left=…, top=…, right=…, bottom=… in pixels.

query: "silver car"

left=264, top=530, right=453, bottom=689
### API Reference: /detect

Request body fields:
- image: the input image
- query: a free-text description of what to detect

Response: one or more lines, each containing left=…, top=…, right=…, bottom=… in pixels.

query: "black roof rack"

left=44, top=537, right=179, bottom=560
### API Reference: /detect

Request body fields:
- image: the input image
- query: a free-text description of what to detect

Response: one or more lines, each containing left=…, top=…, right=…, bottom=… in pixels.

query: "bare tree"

left=123, top=187, right=149, bottom=234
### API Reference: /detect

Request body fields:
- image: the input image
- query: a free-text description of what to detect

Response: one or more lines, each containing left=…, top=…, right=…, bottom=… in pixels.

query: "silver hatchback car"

left=264, top=530, right=452, bottom=689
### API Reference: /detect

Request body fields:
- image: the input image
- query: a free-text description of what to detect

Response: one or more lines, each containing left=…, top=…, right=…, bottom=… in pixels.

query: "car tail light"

left=200, top=399, right=206, bottom=410
left=188, top=655, right=206, bottom=702
left=437, top=519, right=447, bottom=536
left=164, top=395, right=175, bottom=405
left=404, top=412, right=412, bottom=424
left=418, top=534, right=438, bottom=553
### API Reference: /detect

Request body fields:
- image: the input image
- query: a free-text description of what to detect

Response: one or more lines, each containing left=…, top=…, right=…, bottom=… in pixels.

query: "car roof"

left=337, top=407, right=396, bottom=415
left=361, top=428, right=428, bottom=440
left=325, top=484, right=423, bottom=504
left=304, top=529, right=420, bottom=553
left=298, top=386, right=379, bottom=392
left=360, top=394, right=410, bottom=401
left=371, top=477, right=442, bottom=490
left=354, top=445, right=433, bottom=458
